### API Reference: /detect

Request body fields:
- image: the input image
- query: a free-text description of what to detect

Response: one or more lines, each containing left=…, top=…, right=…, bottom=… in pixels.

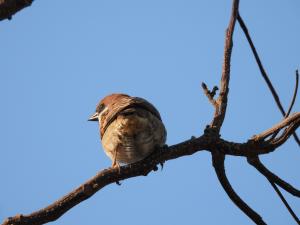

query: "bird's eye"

left=96, top=103, right=105, bottom=113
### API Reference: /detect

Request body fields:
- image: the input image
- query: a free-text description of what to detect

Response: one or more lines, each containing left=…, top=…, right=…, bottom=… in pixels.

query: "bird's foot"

left=154, top=144, right=168, bottom=170
left=112, top=161, right=121, bottom=173
left=111, top=161, right=122, bottom=185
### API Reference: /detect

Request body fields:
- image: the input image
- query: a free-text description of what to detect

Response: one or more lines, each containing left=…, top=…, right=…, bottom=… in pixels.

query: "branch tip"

left=237, top=12, right=300, bottom=146
left=210, top=0, right=239, bottom=132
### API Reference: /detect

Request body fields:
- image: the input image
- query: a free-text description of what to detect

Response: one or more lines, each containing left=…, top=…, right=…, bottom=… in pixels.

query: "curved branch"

left=286, top=70, right=299, bottom=118
left=248, top=156, right=300, bottom=224
left=0, top=0, right=33, bottom=21
left=237, top=13, right=300, bottom=146
left=220, top=112, right=300, bottom=156
left=271, top=70, right=299, bottom=140
left=251, top=112, right=300, bottom=142
left=212, top=152, right=266, bottom=225
left=247, top=157, right=300, bottom=197
left=269, top=182, right=300, bottom=224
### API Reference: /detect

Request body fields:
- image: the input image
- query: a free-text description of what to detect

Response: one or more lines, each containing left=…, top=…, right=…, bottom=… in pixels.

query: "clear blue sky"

left=1, top=1, right=299, bottom=224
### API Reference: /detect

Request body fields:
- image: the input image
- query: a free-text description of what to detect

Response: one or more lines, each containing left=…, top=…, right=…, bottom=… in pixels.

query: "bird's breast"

left=101, top=108, right=166, bottom=164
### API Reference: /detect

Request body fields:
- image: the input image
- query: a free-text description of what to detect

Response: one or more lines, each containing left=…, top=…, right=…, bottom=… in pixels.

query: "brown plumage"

left=89, top=93, right=167, bottom=167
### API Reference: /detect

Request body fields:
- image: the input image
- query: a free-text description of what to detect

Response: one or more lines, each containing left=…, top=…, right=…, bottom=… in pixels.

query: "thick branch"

left=211, top=0, right=239, bottom=132
left=2, top=112, right=298, bottom=225
left=2, top=137, right=210, bottom=225
left=212, top=152, right=266, bottom=225
left=237, top=13, right=300, bottom=146
left=0, top=0, right=33, bottom=21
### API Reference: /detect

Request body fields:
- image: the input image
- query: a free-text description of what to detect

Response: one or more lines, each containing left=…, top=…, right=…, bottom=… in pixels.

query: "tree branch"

left=271, top=70, right=299, bottom=140
left=212, top=152, right=266, bottom=225
left=237, top=13, right=300, bottom=146
left=251, top=112, right=300, bottom=142
left=0, top=0, right=33, bottom=21
left=2, top=112, right=299, bottom=225
left=201, top=82, right=218, bottom=109
left=286, top=70, right=299, bottom=118
left=217, top=112, right=300, bottom=157
left=210, top=0, right=239, bottom=132
left=269, top=182, right=300, bottom=224
left=247, top=156, right=300, bottom=197
left=248, top=156, right=300, bottom=224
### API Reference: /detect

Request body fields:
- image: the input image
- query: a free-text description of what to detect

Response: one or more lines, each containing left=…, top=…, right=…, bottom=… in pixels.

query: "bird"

left=88, top=93, right=167, bottom=168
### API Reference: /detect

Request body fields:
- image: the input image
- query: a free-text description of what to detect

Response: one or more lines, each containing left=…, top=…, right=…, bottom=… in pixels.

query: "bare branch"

left=286, top=70, right=299, bottom=117
left=1, top=137, right=210, bottom=225
left=0, top=0, right=33, bottom=21
left=2, top=112, right=299, bottom=225
left=248, top=156, right=300, bottom=224
left=212, top=152, right=266, bottom=225
left=269, top=182, right=300, bottom=224
left=201, top=82, right=218, bottom=108
left=271, top=70, right=299, bottom=140
left=247, top=157, right=300, bottom=197
left=218, top=113, right=299, bottom=157
left=251, top=112, right=300, bottom=142
left=210, top=0, right=239, bottom=132
left=237, top=13, right=300, bottom=146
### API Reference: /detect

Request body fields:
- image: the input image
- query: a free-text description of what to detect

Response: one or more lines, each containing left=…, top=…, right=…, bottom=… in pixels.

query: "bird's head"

left=88, top=93, right=130, bottom=122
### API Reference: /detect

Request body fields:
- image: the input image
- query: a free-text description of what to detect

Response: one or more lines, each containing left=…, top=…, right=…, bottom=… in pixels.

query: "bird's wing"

left=129, top=97, right=162, bottom=121
left=100, top=96, right=162, bottom=138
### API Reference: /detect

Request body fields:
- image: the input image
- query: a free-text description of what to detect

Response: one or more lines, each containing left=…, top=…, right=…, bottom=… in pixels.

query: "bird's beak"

left=88, top=112, right=99, bottom=121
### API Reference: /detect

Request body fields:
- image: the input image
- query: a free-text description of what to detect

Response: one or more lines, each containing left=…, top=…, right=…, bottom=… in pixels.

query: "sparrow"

left=89, top=93, right=167, bottom=168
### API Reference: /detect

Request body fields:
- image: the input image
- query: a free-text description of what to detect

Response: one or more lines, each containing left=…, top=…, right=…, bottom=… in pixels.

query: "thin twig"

left=271, top=70, right=299, bottom=140
left=201, top=82, right=218, bottom=108
left=268, top=182, right=300, bottom=225
left=247, top=156, right=300, bottom=197
left=251, top=112, right=300, bottom=141
left=248, top=157, right=300, bottom=224
left=286, top=70, right=299, bottom=117
left=237, top=13, right=300, bottom=146
left=212, top=152, right=266, bottom=225
left=270, top=122, right=300, bottom=148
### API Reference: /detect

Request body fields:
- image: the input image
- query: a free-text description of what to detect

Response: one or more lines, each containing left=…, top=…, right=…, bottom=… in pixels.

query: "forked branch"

left=237, top=13, right=300, bottom=146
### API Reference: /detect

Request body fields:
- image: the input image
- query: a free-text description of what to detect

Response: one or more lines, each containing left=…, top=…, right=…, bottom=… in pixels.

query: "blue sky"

left=1, top=1, right=299, bottom=224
